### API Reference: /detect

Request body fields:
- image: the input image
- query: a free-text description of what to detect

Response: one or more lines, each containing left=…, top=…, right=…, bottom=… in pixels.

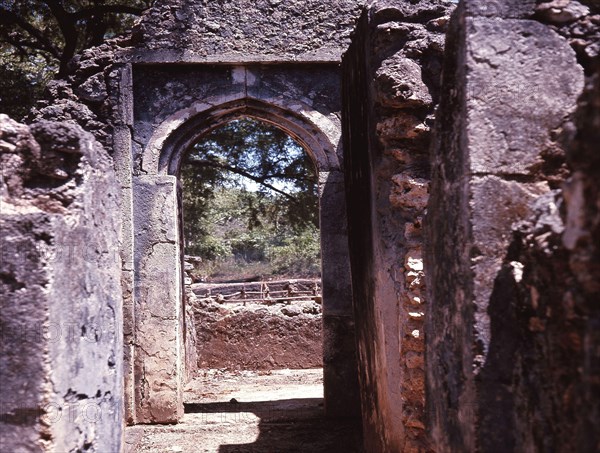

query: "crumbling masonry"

left=1, top=0, right=599, bottom=452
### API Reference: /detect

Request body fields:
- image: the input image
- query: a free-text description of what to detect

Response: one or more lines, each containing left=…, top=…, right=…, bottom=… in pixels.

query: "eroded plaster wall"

left=0, top=116, right=123, bottom=452
left=425, top=1, right=599, bottom=451
left=342, top=1, right=454, bottom=451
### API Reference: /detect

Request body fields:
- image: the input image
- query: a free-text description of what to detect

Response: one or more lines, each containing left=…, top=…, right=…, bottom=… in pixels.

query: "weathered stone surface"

left=133, top=0, right=366, bottom=61
left=132, top=175, right=184, bottom=423
left=11, top=0, right=597, bottom=451
left=468, top=80, right=600, bottom=448
left=0, top=115, right=41, bottom=198
left=536, top=0, right=590, bottom=24
left=466, top=18, right=584, bottom=175
left=322, top=315, right=361, bottom=418
left=425, top=2, right=595, bottom=452
left=464, top=0, right=537, bottom=19
left=371, top=0, right=452, bottom=22
left=128, top=59, right=359, bottom=421
left=375, top=56, right=433, bottom=108
left=0, top=116, right=123, bottom=452
left=183, top=276, right=198, bottom=382
left=535, top=1, right=600, bottom=77
left=131, top=65, right=342, bottom=173
left=342, top=1, right=454, bottom=451
left=191, top=297, right=322, bottom=371
left=390, top=174, right=430, bottom=211
left=22, top=4, right=365, bottom=426
left=75, top=72, right=109, bottom=103
left=469, top=176, right=550, bottom=357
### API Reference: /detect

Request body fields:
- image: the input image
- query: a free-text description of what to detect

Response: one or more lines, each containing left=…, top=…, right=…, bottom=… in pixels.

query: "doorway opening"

left=179, top=117, right=331, bottom=445
left=129, top=94, right=358, bottom=429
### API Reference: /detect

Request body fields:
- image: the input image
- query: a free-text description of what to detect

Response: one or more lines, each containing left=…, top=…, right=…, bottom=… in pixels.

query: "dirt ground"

left=126, top=368, right=364, bottom=453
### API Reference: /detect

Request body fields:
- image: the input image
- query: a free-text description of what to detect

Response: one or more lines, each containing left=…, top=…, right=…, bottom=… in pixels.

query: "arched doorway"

left=128, top=93, right=358, bottom=423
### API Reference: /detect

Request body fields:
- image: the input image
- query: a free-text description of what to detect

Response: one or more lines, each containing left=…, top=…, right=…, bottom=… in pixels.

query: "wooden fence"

left=190, top=279, right=322, bottom=304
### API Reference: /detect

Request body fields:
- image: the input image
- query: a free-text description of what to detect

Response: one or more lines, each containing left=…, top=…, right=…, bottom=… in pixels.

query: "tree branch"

left=187, top=159, right=299, bottom=203
left=0, top=7, right=61, bottom=58
left=42, top=0, right=79, bottom=75
left=72, top=5, right=145, bottom=20
left=258, top=171, right=312, bottom=181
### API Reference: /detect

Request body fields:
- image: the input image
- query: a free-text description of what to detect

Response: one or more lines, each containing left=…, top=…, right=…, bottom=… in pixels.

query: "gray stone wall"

left=131, top=0, right=366, bottom=62
left=0, top=116, right=123, bottom=452
left=425, top=1, right=598, bottom=451
left=130, top=64, right=343, bottom=173
left=29, top=42, right=129, bottom=150
left=342, top=1, right=454, bottom=451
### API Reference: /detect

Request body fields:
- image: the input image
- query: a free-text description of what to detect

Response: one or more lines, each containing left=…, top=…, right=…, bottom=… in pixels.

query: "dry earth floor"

left=126, top=368, right=364, bottom=453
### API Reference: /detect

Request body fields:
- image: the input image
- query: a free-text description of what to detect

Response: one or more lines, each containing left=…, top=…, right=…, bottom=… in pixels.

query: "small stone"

left=375, top=56, right=432, bottom=108
left=405, top=251, right=423, bottom=272
left=404, top=218, right=422, bottom=242
left=406, top=352, right=424, bottom=369
left=390, top=174, right=429, bottom=211
left=205, top=21, right=221, bottom=31
left=406, top=418, right=425, bottom=429
left=281, top=305, right=302, bottom=317
left=536, top=0, right=590, bottom=23
left=377, top=115, right=428, bottom=144
left=509, top=261, right=524, bottom=283
left=75, top=73, right=108, bottom=103
left=390, top=149, right=413, bottom=164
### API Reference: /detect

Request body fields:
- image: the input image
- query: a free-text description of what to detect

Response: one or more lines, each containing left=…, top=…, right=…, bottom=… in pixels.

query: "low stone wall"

left=0, top=115, right=123, bottom=452
left=191, top=295, right=322, bottom=371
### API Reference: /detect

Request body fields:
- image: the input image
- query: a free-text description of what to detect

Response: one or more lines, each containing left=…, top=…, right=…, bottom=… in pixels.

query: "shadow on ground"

left=184, top=398, right=364, bottom=453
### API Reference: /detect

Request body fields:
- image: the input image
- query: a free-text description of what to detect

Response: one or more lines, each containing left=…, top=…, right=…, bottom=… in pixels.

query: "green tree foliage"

left=0, top=0, right=151, bottom=117
left=0, top=49, right=53, bottom=119
left=181, top=117, right=321, bottom=280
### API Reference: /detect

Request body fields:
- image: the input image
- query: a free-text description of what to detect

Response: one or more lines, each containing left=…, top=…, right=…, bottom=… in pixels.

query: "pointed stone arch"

left=141, top=96, right=342, bottom=177
left=124, top=66, right=359, bottom=423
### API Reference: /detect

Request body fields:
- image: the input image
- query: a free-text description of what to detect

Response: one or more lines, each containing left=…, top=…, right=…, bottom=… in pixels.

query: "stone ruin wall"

left=425, top=1, right=600, bottom=452
left=123, top=0, right=367, bottom=423
left=187, top=280, right=322, bottom=372
left=1, top=0, right=599, bottom=452
left=342, top=0, right=600, bottom=451
left=342, top=1, right=455, bottom=451
left=131, top=0, right=366, bottom=61
left=0, top=116, right=123, bottom=452
left=23, top=0, right=369, bottom=427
